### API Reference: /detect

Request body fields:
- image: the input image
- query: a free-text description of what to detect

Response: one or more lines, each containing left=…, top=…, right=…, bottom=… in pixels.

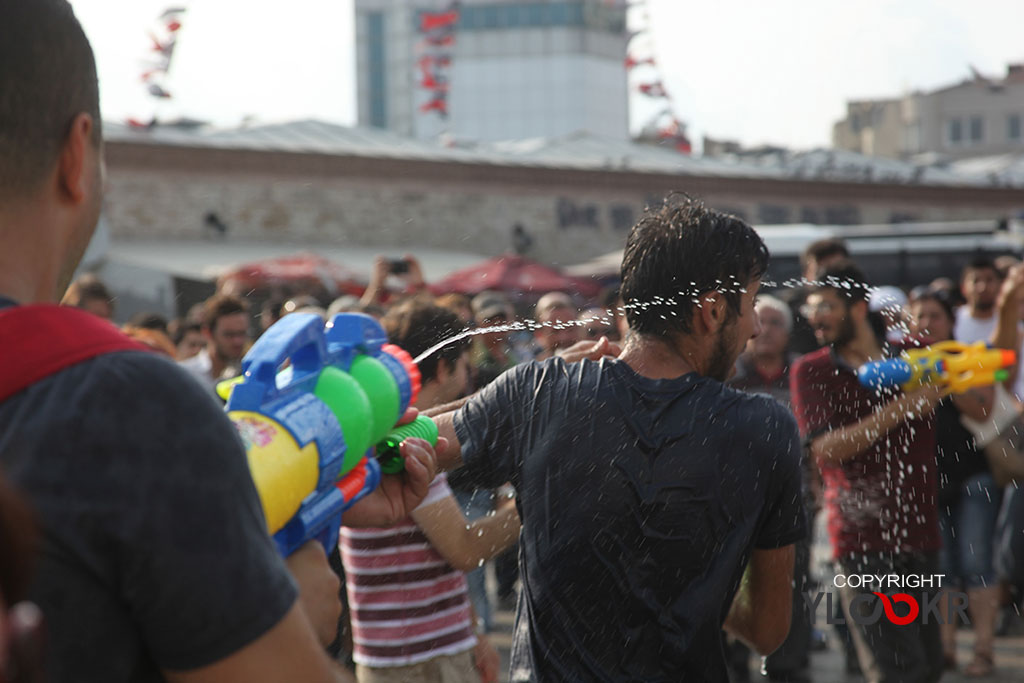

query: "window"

left=367, top=12, right=387, bottom=129
left=450, top=2, right=588, bottom=32
left=1010, top=114, right=1022, bottom=142
left=567, top=2, right=584, bottom=25
left=504, top=4, right=522, bottom=28
left=948, top=118, right=963, bottom=144
left=550, top=2, right=570, bottom=26
left=970, top=116, right=984, bottom=143
left=758, top=204, right=791, bottom=225
left=526, top=3, right=545, bottom=26
left=482, top=5, right=499, bottom=28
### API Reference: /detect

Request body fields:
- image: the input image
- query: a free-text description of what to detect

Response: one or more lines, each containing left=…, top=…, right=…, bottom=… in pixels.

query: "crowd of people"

left=6, top=3, right=1024, bottom=683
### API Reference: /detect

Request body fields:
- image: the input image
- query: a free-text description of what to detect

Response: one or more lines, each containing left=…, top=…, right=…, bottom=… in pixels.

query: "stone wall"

left=103, top=142, right=1024, bottom=266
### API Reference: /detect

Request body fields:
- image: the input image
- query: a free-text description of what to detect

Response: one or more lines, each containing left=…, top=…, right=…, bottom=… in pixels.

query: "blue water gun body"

left=225, top=312, right=422, bottom=556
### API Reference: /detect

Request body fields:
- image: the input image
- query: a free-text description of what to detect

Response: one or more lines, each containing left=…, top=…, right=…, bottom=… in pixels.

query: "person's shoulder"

left=713, top=383, right=799, bottom=450
left=791, top=346, right=833, bottom=375
left=92, top=348, right=205, bottom=386
left=62, top=350, right=224, bottom=419
left=719, top=381, right=794, bottom=420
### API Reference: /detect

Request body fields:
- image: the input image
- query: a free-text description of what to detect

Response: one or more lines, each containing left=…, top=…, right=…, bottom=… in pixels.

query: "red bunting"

left=421, top=10, right=459, bottom=32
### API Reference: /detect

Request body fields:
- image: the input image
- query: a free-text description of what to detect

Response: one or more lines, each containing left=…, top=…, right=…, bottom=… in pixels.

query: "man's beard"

left=830, top=315, right=857, bottom=349
left=707, top=320, right=738, bottom=382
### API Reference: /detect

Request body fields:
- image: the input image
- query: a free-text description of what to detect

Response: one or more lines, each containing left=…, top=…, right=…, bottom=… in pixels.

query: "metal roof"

left=104, top=118, right=1024, bottom=188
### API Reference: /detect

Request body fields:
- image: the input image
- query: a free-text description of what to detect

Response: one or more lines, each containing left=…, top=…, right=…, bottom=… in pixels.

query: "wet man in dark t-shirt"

left=430, top=195, right=807, bottom=681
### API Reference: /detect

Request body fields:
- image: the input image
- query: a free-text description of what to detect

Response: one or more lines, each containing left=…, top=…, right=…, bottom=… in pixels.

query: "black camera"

left=388, top=258, right=410, bottom=275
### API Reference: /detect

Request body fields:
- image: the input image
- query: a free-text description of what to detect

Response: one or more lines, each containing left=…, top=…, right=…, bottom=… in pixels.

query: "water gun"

left=223, top=312, right=438, bottom=556
left=857, top=340, right=1016, bottom=394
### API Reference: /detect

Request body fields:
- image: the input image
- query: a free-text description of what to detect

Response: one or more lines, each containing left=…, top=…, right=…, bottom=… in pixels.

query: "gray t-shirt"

left=453, top=357, right=806, bottom=682
left=0, top=348, right=297, bottom=681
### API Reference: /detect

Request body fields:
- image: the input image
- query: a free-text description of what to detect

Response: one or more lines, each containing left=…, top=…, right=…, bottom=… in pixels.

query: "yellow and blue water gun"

left=224, top=312, right=437, bottom=556
left=857, top=340, right=1016, bottom=394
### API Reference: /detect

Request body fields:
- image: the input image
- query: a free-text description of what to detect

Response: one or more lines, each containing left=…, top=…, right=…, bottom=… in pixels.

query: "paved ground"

left=484, top=508, right=1024, bottom=682
left=488, top=602, right=1024, bottom=682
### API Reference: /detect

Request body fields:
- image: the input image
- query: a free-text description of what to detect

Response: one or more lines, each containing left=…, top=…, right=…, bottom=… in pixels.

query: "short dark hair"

left=381, top=300, right=470, bottom=384
left=620, top=194, right=769, bottom=337
left=129, top=312, right=170, bottom=335
left=800, top=238, right=850, bottom=273
left=201, top=294, right=249, bottom=333
left=912, top=289, right=956, bottom=325
left=812, top=260, right=871, bottom=305
left=169, top=318, right=202, bottom=346
left=0, top=0, right=101, bottom=200
left=62, top=273, right=112, bottom=309
left=961, top=256, right=1000, bottom=282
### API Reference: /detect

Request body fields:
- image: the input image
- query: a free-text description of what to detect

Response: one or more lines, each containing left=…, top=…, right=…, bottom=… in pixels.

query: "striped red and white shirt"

left=340, top=473, right=477, bottom=667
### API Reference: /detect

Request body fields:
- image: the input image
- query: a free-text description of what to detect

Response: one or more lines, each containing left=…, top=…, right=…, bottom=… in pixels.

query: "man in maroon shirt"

left=791, top=261, right=944, bottom=683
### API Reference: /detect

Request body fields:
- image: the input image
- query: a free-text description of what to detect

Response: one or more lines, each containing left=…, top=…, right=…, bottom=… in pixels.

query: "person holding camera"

left=360, top=255, right=428, bottom=308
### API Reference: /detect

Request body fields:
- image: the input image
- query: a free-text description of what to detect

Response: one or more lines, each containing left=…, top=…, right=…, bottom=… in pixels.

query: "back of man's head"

left=61, top=272, right=114, bottom=319
left=381, top=299, right=469, bottom=384
left=0, top=0, right=101, bottom=203
left=620, top=194, right=768, bottom=338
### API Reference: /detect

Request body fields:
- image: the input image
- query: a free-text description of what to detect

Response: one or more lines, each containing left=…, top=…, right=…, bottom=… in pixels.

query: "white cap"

left=868, top=286, right=908, bottom=313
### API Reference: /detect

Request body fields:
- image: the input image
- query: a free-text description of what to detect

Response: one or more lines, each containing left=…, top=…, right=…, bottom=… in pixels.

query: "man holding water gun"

left=790, top=261, right=997, bottom=683
left=0, top=3, right=439, bottom=682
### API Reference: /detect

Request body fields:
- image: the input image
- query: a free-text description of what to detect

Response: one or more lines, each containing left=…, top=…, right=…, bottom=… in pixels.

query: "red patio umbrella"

left=217, top=252, right=366, bottom=299
left=430, top=254, right=602, bottom=298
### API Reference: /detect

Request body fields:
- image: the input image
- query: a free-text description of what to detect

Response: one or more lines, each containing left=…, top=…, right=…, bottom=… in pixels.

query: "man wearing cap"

left=470, top=290, right=522, bottom=389
left=532, top=292, right=582, bottom=361
left=868, top=286, right=910, bottom=346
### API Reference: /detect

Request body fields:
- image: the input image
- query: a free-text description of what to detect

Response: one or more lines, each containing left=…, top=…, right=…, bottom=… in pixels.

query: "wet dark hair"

left=0, top=0, right=101, bottom=200
left=381, top=299, right=471, bottom=384
left=620, top=193, right=769, bottom=337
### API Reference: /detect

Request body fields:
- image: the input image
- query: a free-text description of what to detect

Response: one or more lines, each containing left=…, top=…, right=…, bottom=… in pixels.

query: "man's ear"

left=434, top=357, right=451, bottom=383
left=57, top=113, right=96, bottom=205
left=698, top=292, right=728, bottom=333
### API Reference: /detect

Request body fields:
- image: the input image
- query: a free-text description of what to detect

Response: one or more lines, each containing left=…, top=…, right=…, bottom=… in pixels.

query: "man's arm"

left=808, top=385, right=941, bottom=466
left=341, top=435, right=441, bottom=528
left=426, top=336, right=621, bottom=472
left=412, top=490, right=520, bottom=572
left=993, top=264, right=1024, bottom=390
left=723, top=545, right=796, bottom=656
left=163, top=602, right=354, bottom=683
left=431, top=410, right=466, bottom=472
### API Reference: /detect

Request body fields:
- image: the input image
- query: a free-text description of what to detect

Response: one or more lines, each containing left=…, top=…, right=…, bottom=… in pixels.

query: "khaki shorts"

left=356, top=649, right=479, bottom=683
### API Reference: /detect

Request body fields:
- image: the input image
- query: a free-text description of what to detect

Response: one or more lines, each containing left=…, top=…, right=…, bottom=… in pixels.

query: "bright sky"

left=71, top=0, right=1024, bottom=151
